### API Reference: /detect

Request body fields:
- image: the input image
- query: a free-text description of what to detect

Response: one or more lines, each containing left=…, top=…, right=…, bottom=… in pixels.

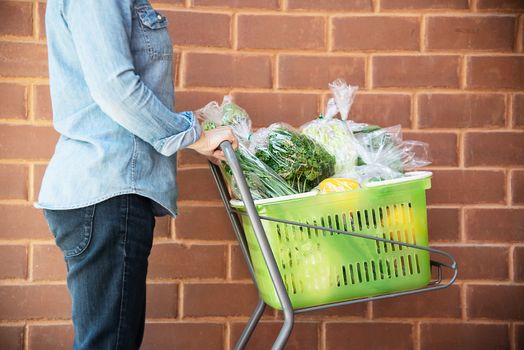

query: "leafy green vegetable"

left=254, top=126, right=336, bottom=193
left=222, top=145, right=297, bottom=200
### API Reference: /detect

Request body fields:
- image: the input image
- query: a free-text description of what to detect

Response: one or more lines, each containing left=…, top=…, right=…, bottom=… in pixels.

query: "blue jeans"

left=44, top=194, right=155, bottom=350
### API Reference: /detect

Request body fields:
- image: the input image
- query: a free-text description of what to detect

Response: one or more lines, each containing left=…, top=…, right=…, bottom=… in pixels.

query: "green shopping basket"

left=231, top=172, right=432, bottom=309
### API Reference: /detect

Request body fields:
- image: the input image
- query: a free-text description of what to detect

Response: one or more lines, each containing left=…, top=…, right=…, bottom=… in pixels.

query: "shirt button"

left=157, top=14, right=162, bottom=20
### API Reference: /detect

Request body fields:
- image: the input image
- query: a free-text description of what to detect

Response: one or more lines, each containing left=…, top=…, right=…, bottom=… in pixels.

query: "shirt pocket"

left=133, top=3, right=173, bottom=60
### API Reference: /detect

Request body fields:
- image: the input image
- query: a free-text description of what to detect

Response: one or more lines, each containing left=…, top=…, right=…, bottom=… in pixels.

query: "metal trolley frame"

left=210, top=142, right=458, bottom=350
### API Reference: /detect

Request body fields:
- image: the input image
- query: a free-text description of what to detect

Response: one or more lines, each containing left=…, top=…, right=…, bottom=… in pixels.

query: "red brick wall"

left=1, top=0, right=523, bottom=349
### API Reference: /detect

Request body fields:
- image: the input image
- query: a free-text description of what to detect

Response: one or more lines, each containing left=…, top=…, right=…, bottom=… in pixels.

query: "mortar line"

left=509, top=244, right=515, bottom=282
left=414, top=320, right=421, bottom=350
left=33, top=1, right=39, bottom=39
left=420, top=14, right=425, bottom=53
left=507, top=94, right=513, bottom=129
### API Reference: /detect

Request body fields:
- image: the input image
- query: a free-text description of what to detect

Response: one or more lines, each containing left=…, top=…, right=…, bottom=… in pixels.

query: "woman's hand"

left=187, top=126, right=238, bottom=162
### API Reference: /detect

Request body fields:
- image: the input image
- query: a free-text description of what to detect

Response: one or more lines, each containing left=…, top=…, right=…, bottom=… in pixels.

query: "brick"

left=238, top=15, right=325, bottom=50
left=193, top=0, right=278, bottom=8
left=165, top=11, right=230, bottom=48
left=373, top=56, right=460, bottom=88
left=184, top=283, right=258, bottom=317
left=513, top=170, right=524, bottom=204
left=146, top=283, right=178, bottom=318
left=517, top=324, right=524, bottom=350
left=0, top=2, right=33, bottom=36
left=467, top=284, right=524, bottom=320
left=175, top=206, right=235, bottom=240
left=176, top=168, right=221, bottom=201
left=34, top=164, right=47, bottom=201
left=427, top=208, right=460, bottom=242
left=230, top=321, right=318, bottom=349
left=0, top=285, right=71, bottom=320
left=465, top=132, right=524, bottom=166
left=477, top=0, right=524, bottom=10
left=420, top=323, right=510, bottom=350
left=0, top=42, right=48, bottom=77
left=439, top=245, right=509, bottom=280
left=0, top=326, right=24, bottom=350
left=403, top=131, right=458, bottom=166
left=278, top=55, right=365, bottom=89
left=0, top=83, right=27, bottom=119
left=326, top=322, right=413, bottom=350
left=0, top=205, right=50, bottom=239
left=32, top=244, right=66, bottom=281
left=153, top=215, right=171, bottom=238
left=293, top=302, right=368, bottom=318
left=333, top=16, right=419, bottom=51
left=0, top=125, right=59, bottom=160
left=0, top=245, right=27, bottom=279
left=426, top=16, right=516, bottom=51
left=148, top=243, right=227, bottom=279
left=27, top=325, right=73, bottom=350
left=184, top=52, right=272, bottom=88
left=349, top=93, right=411, bottom=127
left=515, top=246, right=524, bottom=281
left=381, top=0, right=468, bottom=10
left=288, top=0, right=372, bottom=10
left=467, top=56, right=524, bottom=90
left=177, top=149, right=208, bottom=167
left=418, top=93, right=506, bottom=129
left=142, top=323, right=224, bottom=350
left=174, top=90, right=225, bottom=113
left=427, top=170, right=505, bottom=205
left=373, top=285, right=461, bottom=318
left=34, top=85, right=52, bottom=120
left=466, top=209, right=524, bottom=242
left=231, top=244, right=251, bottom=280
left=0, top=164, right=28, bottom=199
left=231, top=92, right=320, bottom=127
left=513, top=94, right=524, bottom=128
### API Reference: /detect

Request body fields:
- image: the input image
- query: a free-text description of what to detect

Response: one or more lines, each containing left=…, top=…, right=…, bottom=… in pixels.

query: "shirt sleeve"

left=62, top=0, right=201, bottom=156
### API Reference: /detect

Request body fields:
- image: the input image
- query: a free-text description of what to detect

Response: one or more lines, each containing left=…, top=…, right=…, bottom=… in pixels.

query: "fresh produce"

left=318, top=178, right=360, bottom=193
left=301, top=117, right=358, bottom=175
left=200, top=98, right=297, bottom=200
left=252, top=124, right=336, bottom=193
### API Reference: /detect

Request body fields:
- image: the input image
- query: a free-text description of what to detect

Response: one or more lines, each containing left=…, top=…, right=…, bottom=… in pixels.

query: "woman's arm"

left=62, top=0, right=200, bottom=156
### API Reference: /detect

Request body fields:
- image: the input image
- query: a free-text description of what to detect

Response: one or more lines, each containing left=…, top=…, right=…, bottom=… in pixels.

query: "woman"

left=36, top=1, right=237, bottom=349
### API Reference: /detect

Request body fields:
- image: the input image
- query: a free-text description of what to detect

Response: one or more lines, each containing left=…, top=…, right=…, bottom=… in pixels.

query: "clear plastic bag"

left=345, top=126, right=432, bottom=184
left=301, top=118, right=359, bottom=175
left=198, top=97, right=296, bottom=200
left=250, top=123, right=336, bottom=193
left=300, top=79, right=361, bottom=175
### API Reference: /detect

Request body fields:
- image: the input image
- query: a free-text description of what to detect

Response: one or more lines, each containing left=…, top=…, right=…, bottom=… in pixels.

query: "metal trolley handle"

left=214, top=141, right=458, bottom=350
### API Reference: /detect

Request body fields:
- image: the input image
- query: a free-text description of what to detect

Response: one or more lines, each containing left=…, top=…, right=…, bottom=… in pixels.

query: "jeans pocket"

left=44, top=205, right=96, bottom=259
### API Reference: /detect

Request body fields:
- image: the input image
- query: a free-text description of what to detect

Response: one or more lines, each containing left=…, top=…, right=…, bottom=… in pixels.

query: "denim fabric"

left=44, top=194, right=155, bottom=350
left=36, top=0, right=202, bottom=216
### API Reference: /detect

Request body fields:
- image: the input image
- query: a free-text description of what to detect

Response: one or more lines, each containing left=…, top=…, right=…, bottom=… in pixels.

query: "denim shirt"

left=36, top=0, right=202, bottom=216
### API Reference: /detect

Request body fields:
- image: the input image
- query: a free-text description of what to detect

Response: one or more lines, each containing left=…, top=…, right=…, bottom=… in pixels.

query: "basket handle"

left=220, top=141, right=295, bottom=346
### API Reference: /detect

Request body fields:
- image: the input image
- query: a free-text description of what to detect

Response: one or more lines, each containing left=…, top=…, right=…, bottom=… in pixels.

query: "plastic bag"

left=328, top=79, right=358, bottom=120
left=250, top=123, right=336, bottom=193
left=199, top=97, right=296, bottom=200
left=300, top=79, right=361, bottom=175
left=301, top=118, right=359, bottom=175
left=318, top=178, right=360, bottom=193
left=198, top=96, right=252, bottom=143
left=346, top=126, right=431, bottom=184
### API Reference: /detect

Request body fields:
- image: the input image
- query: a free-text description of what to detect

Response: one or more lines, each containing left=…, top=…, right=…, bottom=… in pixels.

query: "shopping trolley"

left=210, top=141, right=458, bottom=350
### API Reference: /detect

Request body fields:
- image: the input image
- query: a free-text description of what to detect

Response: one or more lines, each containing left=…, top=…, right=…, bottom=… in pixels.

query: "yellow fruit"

left=318, top=178, right=360, bottom=193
